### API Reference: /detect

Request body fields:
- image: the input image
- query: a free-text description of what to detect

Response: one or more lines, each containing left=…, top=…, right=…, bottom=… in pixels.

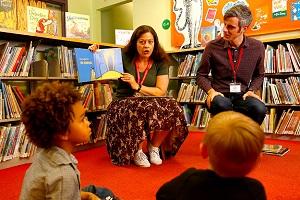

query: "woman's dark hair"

left=21, top=81, right=81, bottom=149
left=123, top=25, right=169, bottom=63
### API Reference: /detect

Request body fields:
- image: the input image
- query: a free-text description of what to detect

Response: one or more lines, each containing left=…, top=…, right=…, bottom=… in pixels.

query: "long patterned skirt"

left=105, top=97, right=189, bottom=166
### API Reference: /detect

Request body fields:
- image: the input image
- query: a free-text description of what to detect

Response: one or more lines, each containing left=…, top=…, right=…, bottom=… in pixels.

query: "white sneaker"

left=149, top=144, right=162, bottom=165
left=134, top=150, right=151, bottom=167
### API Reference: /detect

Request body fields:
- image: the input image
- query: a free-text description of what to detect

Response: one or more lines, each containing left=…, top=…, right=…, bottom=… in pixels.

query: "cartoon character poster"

left=171, top=0, right=300, bottom=49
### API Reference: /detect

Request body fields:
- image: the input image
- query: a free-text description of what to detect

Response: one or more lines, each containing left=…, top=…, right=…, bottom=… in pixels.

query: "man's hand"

left=206, top=89, right=223, bottom=108
left=243, top=91, right=262, bottom=101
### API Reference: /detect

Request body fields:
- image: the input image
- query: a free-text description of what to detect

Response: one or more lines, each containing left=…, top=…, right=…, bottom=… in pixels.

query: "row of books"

left=264, top=43, right=300, bottom=73
left=177, top=52, right=202, bottom=77
left=90, top=114, right=107, bottom=142
left=0, top=124, right=36, bottom=163
left=262, top=108, right=300, bottom=135
left=0, top=42, right=77, bottom=78
left=0, top=42, right=34, bottom=77
left=177, top=81, right=207, bottom=103
left=78, top=83, right=113, bottom=111
left=261, top=77, right=300, bottom=105
left=0, top=82, right=25, bottom=120
left=182, top=104, right=210, bottom=128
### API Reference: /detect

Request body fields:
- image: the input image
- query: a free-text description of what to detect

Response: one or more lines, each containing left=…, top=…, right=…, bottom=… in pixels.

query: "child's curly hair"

left=21, top=81, right=81, bottom=149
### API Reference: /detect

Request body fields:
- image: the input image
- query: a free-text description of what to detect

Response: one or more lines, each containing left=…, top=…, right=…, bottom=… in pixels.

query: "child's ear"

left=200, top=143, right=208, bottom=159
left=56, top=132, right=69, bottom=141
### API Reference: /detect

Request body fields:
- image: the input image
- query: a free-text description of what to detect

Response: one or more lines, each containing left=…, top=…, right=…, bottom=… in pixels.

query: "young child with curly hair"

left=19, top=81, right=118, bottom=200
left=156, top=111, right=266, bottom=200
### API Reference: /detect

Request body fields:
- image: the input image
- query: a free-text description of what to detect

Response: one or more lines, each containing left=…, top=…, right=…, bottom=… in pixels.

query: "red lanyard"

left=227, top=47, right=244, bottom=82
left=135, top=60, right=152, bottom=85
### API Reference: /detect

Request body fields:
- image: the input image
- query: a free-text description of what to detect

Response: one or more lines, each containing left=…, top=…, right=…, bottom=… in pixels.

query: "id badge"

left=230, top=82, right=241, bottom=93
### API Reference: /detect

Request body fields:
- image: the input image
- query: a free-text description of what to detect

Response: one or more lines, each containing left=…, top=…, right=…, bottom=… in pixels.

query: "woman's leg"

left=150, top=131, right=168, bottom=147
left=148, top=131, right=169, bottom=165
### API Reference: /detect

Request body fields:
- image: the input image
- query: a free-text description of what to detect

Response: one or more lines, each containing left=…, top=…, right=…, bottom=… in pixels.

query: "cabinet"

left=167, top=34, right=300, bottom=138
left=0, top=28, right=117, bottom=169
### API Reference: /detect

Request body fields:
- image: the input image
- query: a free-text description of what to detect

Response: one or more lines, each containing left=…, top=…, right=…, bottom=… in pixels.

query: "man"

left=196, top=4, right=266, bottom=124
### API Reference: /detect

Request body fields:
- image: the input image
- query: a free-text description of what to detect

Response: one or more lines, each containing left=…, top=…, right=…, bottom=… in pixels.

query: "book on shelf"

left=74, top=48, right=124, bottom=83
left=27, top=6, right=49, bottom=34
left=262, top=144, right=290, bottom=156
left=65, top=12, right=91, bottom=40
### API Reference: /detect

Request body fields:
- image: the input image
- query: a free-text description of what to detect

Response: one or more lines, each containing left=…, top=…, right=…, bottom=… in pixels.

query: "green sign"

left=162, top=19, right=170, bottom=30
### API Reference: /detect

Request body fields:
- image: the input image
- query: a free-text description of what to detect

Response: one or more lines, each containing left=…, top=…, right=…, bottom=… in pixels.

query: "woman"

left=90, top=25, right=188, bottom=167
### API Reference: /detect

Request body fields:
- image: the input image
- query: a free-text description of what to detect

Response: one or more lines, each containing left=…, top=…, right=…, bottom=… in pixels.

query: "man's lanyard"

left=227, top=47, right=244, bottom=82
left=135, top=60, right=152, bottom=85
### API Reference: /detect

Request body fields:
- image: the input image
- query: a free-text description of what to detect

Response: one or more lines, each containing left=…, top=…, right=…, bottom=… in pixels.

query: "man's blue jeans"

left=207, top=94, right=266, bottom=124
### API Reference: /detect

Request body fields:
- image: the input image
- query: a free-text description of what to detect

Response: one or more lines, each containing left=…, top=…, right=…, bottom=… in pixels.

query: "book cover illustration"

left=200, top=25, right=217, bottom=47
left=65, top=12, right=90, bottom=40
left=0, top=0, right=17, bottom=30
left=27, top=6, right=58, bottom=36
left=262, top=144, right=290, bottom=156
left=74, top=48, right=124, bottom=83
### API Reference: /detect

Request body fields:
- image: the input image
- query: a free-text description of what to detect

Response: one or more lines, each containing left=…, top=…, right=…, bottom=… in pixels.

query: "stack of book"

left=262, top=144, right=290, bottom=156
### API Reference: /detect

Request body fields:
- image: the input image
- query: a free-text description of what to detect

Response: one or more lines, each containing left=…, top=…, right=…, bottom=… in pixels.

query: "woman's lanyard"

left=227, top=47, right=244, bottom=83
left=135, top=60, right=152, bottom=85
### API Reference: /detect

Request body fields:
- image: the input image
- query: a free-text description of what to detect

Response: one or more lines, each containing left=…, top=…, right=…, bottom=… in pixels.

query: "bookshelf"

left=167, top=32, right=300, bottom=138
left=0, top=28, right=117, bottom=169
left=167, top=47, right=210, bottom=129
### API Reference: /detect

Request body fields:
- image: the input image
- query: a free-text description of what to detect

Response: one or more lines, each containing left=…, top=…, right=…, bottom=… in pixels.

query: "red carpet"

left=0, top=132, right=300, bottom=200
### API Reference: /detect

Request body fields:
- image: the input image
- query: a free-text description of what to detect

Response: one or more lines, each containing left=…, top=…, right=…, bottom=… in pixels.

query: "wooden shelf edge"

left=265, top=134, right=300, bottom=141
left=0, top=28, right=121, bottom=48
left=0, top=157, right=32, bottom=170
left=74, top=140, right=105, bottom=152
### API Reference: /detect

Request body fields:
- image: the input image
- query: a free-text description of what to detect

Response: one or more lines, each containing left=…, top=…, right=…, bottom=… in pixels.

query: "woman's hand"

left=120, top=73, right=139, bottom=90
left=88, top=44, right=99, bottom=52
left=81, top=191, right=101, bottom=200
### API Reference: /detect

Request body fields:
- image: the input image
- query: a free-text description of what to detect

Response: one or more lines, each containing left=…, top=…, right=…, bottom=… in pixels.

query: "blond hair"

left=204, top=111, right=264, bottom=177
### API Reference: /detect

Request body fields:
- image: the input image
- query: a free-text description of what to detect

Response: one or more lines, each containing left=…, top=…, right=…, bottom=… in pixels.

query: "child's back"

left=156, top=111, right=266, bottom=200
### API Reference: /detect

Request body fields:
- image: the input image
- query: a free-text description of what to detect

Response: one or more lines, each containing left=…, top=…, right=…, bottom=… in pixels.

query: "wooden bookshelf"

left=0, top=28, right=115, bottom=169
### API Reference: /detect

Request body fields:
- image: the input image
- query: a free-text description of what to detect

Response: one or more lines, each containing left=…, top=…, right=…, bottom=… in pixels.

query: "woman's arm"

left=140, top=74, right=169, bottom=96
left=120, top=73, right=169, bottom=96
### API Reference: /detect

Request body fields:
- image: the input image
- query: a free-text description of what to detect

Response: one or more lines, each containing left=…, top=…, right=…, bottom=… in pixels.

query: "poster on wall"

left=171, top=0, right=300, bottom=49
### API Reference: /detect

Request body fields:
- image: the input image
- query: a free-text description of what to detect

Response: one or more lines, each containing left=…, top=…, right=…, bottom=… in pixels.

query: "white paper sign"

left=115, top=29, right=133, bottom=45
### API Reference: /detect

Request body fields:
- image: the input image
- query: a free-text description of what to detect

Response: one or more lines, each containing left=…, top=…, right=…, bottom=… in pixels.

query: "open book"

left=262, top=144, right=290, bottom=156
left=74, top=47, right=124, bottom=83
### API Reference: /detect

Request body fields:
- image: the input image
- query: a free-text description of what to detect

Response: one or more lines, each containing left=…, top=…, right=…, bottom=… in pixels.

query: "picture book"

left=0, top=0, right=16, bottom=30
left=200, top=25, right=217, bottom=47
left=27, top=6, right=50, bottom=34
left=65, top=12, right=90, bottom=40
left=262, top=144, right=290, bottom=156
left=74, top=48, right=124, bottom=83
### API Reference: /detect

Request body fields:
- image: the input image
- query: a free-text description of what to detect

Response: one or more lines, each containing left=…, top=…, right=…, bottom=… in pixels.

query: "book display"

left=0, top=28, right=117, bottom=170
